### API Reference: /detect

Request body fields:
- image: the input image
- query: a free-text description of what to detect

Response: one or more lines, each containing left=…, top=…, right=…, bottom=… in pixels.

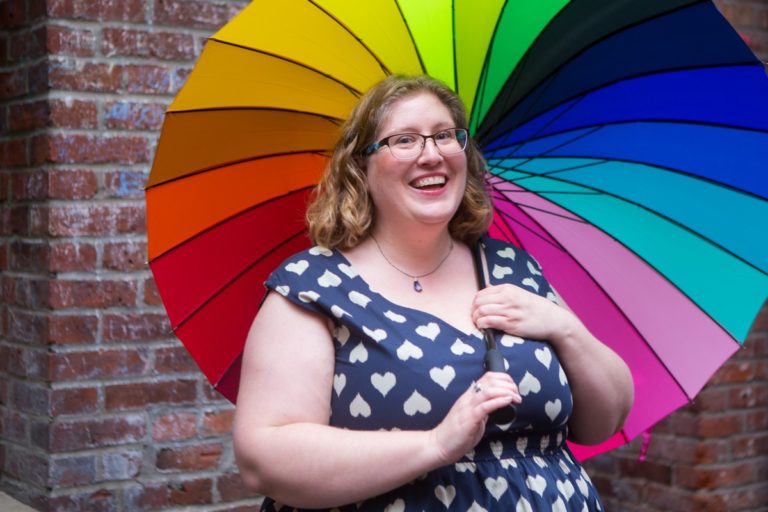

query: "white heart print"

left=467, top=501, right=488, bottom=512
left=522, top=277, right=539, bottom=291
left=415, top=322, right=440, bottom=341
left=349, top=342, right=368, bottom=363
left=384, top=310, right=406, bottom=323
left=500, top=334, right=524, bottom=347
left=527, top=259, right=542, bottom=275
left=535, top=347, right=552, bottom=369
left=363, top=326, right=387, bottom=342
left=516, top=496, right=533, bottom=512
left=403, top=390, right=431, bottom=416
left=298, top=290, right=320, bottom=303
left=330, top=305, right=349, bottom=318
left=518, top=371, right=541, bottom=396
left=349, top=393, right=371, bottom=418
left=545, top=399, right=562, bottom=421
left=434, top=485, right=456, bottom=508
left=396, top=340, right=423, bottom=361
left=335, top=324, right=350, bottom=346
left=497, top=247, right=516, bottom=260
left=370, top=372, right=396, bottom=397
left=317, top=270, right=342, bottom=288
left=333, top=374, right=346, bottom=396
left=384, top=498, right=405, bottom=512
left=485, top=476, right=509, bottom=501
left=275, top=285, right=289, bottom=296
left=337, top=262, right=358, bottom=278
left=429, top=365, right=455, bottom=390
left=349, top=291, right=371, bottom=308
left=450, top=339, right=475, bottom=355
left=557, top=479, right=575, bottom=500
left=492, top=264, right=513, bottom=279
left=526, top=474, right=547, bottom=496
left=309, top=246, right=332, bottom=257
left=285, top=259, right=309, bottom=275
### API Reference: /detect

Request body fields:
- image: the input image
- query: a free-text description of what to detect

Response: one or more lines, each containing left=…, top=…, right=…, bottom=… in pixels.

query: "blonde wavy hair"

left=306, top=75, right=493, bottom=249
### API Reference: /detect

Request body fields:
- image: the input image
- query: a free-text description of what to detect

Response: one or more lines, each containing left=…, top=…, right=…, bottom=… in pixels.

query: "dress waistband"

left=460, top=429, right=570, bottom=462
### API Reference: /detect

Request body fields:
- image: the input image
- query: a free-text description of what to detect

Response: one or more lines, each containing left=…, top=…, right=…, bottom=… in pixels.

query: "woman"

left=233, top=75, right=634, bottom=511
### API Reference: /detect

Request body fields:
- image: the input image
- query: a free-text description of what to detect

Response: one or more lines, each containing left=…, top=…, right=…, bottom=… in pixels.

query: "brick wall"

left=1, top=1, right=766, bottom=511
left=1, top=0, right=256, bottom=510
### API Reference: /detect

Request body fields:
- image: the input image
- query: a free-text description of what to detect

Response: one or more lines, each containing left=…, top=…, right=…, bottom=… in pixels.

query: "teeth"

left=413, top=176, right=446, bottom=188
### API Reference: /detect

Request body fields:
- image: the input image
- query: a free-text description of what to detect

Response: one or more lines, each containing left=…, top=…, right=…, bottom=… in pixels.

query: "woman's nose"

left=418, top=137, right=443, bottom=163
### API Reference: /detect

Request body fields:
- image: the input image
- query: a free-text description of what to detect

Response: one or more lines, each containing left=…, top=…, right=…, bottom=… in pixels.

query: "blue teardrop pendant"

left=413, top=279, right=423, bottom=292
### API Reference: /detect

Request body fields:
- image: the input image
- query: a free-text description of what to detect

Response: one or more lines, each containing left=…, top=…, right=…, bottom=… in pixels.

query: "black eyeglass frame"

left=364, top=128, right=469, bottom=159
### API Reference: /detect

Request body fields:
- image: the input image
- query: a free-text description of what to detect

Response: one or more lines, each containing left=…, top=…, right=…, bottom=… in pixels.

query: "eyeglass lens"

left=389, top=129, right=467, bottom=159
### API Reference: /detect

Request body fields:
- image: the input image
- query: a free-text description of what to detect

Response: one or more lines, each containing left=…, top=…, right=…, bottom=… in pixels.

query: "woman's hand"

left=429, top=372, right=521, bottom=464
left=471, top=284, right=577, bottom=342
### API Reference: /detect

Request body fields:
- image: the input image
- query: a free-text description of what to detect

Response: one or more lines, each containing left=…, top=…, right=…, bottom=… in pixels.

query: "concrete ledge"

left=0, top=492, right=37, bottom=512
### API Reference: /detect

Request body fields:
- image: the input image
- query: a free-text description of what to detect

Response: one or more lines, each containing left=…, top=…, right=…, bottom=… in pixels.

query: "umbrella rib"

left=208, top=38, right=365, bottom=97
left=168, top=229, right=308, bottom=333
left=148, top=186, right=315, bottom=263
left=481, top=60, right=764, bottom=142
left=489, top=171, right=749, bottom=350
left=475, top=0, right=736, bottom=139
left=489, top=187, right=705, bottom=402
left=392, top=0, right=429, bottom=75
left=145, top=149, right=330, bottom=191
left=307, top=0, right=399, bottom=76
left=487, top=156, right=768, bottom=278
left=163, top=106, right=344, bottom=125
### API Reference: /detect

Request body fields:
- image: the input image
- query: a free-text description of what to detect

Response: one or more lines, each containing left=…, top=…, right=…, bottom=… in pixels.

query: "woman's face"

left=365, top=92, right=468, bottom=234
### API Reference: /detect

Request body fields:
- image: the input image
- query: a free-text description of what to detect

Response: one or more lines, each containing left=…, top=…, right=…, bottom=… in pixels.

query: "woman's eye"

left=434, top=130, right=453, bottom=141
left=392, top=135, right=417, bottom=146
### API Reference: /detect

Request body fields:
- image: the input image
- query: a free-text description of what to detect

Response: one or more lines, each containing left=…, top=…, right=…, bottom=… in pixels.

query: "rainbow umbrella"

left=145, top=0, right=768, bottom=459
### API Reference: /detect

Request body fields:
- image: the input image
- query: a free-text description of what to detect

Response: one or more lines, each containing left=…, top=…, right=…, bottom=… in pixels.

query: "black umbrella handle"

left=474, top=239, right=517, bottom=425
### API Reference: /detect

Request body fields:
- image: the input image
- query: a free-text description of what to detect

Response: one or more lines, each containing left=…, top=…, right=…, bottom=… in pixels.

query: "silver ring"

left=474, top=383, right=482, bottom=393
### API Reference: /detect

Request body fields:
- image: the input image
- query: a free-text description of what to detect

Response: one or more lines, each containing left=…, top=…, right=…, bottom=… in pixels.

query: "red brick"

left=201, top=408, right=234, bottom=436
left=101, top=449, right=143, bottom=480
left=8, top=100, right=48, bottom=132
left=124, top=481, right=169, bottom=510
left=49, top=241, right=98, bottom=272
left=0, top=138, right=29, bottom=166
left=103, top=311, right=169, bottom=342
left=729, top=383, right=768, bottom=409
left=154, top=0, right=246, bottom=30
left=51, top=386, right=99, bottom=415
left=49, top=454, right=96, bottom=486
left=122, top=64, right=174, bottom=94
left=217, top=472, right=260, bottom=502
left=49, top=98, right=98, bottom=129
left=48, top=57, right=121, bottom=93
left=103, top=241, right=148, bottom=271
left=9, top=240, right=49, bottom=272
left=9, top=26, right=46, bottom=61
left=156, top=443, right=222, bottom=471
left=50, top=415, right=146, bottom=452
left=11, top=380, right=50, bottom=415
left=49, top=279, right=138, bottom=308
left=675, top=462, right=756, bottom=490
left=46, top=25, right=96, bottom=56
left=104, top=169, right=149, bottom=198
left=154, top=345, right=198, bottom=373
left=2, top=410, right=28, bottom=443
left=105, top=379, right=197, bottom=410
left=5, top=446, right=48, bottom=487
left=49, top=204, right=146, bottom=236
left=11, top=170, right=47, bottom=199
left=7, top=308, right=47, bottom=344
left=152, top=412, right=197, bottom=442
left=0, top=68, right=27, bottom=100
left=104, top=101, right=167, bottom=130
left=48, top=0, right=147, bottom=22
left=33, top=133, right=150, bottom=164
left=48, top=488, right=117, bottom=511
left=102, top=27, right=196, bottom=60
left=50, top=348, right=149, bottom=380
left=47, top=312, right=98, bottom=345
left=710, top=360, right=755, bottom=384
left=169, top=477, right=213, bottom=506
left=0, top=0, right=29, bottom=29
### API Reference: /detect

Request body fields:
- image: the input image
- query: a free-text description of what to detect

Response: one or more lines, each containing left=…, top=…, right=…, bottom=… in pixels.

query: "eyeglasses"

left=365, top=128, right=468, bottom=160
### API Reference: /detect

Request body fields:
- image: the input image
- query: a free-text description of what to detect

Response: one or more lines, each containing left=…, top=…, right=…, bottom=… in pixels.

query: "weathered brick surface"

left=1, top=1, right=765, bottom=511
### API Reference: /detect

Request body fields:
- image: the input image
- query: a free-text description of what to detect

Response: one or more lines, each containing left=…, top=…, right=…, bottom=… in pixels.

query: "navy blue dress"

left=261, top=237, right=603, bottom=511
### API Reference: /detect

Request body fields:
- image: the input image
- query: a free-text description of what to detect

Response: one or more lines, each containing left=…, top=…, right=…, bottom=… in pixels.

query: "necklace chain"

left=371, top=235, right=454, bottom=292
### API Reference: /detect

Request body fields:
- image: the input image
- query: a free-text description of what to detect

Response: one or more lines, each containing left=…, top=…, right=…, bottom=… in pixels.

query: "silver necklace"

left=371, top=236, right=454, bottom=293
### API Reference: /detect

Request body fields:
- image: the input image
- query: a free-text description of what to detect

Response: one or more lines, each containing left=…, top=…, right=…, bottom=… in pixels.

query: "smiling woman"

left=231, top=75, right=633, bottom=511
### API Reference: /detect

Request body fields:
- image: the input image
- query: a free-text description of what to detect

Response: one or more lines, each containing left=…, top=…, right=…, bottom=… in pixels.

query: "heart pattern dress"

left=260, top=236, right=604, bottom=511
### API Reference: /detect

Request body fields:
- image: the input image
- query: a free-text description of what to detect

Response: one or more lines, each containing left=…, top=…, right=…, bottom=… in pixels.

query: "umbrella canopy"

left=145, top=0, right=768, bottom=459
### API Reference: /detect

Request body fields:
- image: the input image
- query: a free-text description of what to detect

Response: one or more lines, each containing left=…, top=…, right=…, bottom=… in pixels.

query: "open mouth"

left=411, top=175, right=447, bottom=190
